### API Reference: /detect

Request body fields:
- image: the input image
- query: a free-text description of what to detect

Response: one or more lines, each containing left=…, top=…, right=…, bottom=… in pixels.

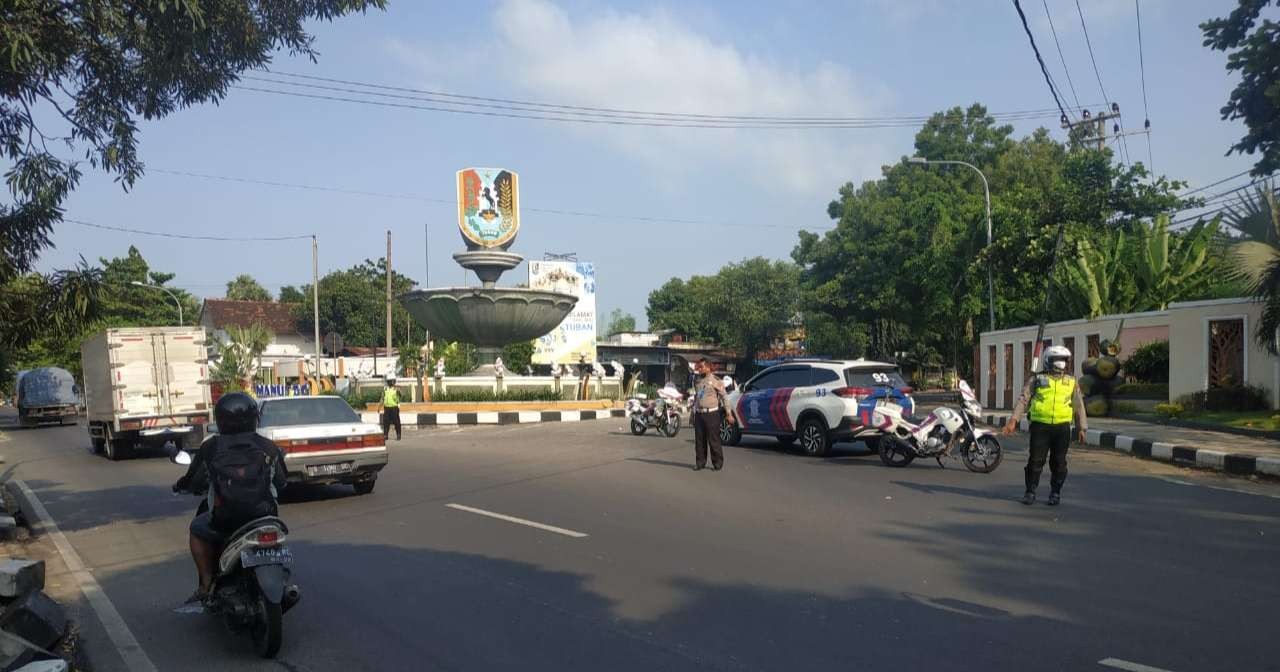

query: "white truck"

left=81, top=327, right=213, bottom=460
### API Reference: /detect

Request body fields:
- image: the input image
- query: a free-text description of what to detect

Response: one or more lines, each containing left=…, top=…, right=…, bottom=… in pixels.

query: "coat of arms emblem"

left=457, top=168, right=519, bottom=249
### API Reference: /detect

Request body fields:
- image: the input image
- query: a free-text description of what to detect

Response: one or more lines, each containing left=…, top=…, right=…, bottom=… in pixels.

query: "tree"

left=1202, top=1, right=1280, bottom=177
left=1231, top=188, right=1280, bottom=352
left=603, top=309, right=637, bottom=336
left=1, top=1, right=386, bottom=285
left=211, top=323, right=272, bottom=391
left=225, top=274, right=271, bottom=302
left=278, top=285, right=305, bottom=303
left=296, top=258, right=422, bottom=351
left=500, top=341, right=536, bottom=374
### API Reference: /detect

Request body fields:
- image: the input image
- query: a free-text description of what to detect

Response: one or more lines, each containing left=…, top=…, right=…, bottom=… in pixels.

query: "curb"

left=982, top=415, right=1280, bottom=480
left=361, top=409, right=626, bottom=428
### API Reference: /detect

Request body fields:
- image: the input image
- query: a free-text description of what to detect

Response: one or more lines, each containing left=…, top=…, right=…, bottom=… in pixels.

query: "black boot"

left=1021, top=491, right=1036, bottom=506
left=1048, top=492, right=1061, bottom=506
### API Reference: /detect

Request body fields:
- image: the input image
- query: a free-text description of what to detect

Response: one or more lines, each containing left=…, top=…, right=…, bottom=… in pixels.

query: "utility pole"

left=312, top=235, right=321, bottom=394
left=386, top=230, right=393, bottom=375
left=1061, top=104, right=1122, bottom=152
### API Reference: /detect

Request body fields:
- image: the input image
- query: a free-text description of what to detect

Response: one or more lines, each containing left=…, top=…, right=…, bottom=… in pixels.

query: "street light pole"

left=130, top=281, right=183, bottom=325
left=908, top=157, right=996, bottom=333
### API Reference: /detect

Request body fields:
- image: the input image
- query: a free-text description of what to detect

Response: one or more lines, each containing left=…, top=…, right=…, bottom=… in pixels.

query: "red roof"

left=200, top=299, right=300, bottom=335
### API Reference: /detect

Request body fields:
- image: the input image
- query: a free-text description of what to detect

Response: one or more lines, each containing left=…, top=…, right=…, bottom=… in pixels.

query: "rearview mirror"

left=173, top=451, right=192, bottom=466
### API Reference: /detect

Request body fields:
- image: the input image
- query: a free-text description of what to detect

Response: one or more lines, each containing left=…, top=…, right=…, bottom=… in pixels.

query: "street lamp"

left=130, top=281, right=183, bottom=325
left=908, top=156, right=996, bottom=332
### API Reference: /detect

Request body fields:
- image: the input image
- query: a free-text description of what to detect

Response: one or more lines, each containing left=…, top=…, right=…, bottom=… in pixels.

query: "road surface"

left=1, top=410, right=1276, bottom=671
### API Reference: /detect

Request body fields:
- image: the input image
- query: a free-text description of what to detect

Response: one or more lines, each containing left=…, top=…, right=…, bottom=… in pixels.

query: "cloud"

left=395, top=0, right=894, bottom=196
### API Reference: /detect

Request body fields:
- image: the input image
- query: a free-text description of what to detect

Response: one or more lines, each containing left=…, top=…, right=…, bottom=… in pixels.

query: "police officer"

left=382, top=376, right=402, bottom=441
left=1002, top=345, right=1087, bottom=506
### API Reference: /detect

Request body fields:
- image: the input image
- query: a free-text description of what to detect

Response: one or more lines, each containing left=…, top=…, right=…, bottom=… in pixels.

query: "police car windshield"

left=844, top=367, right=906, bottom=388
left=258, top=397, right=360, bottom=427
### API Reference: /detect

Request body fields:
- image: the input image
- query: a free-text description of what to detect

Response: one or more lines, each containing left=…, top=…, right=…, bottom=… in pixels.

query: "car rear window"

left=844, top=367, right=907, bottom=388
left=812, top=369, right=840, bottom=385
left=258, top=397, right=360, bottom=427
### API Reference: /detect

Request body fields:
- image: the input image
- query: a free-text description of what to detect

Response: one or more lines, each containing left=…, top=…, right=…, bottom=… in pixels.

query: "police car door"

left=736, top=366, right=806, bottom=435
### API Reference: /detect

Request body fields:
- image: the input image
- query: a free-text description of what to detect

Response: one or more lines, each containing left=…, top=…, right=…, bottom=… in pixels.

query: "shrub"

left=1111, top=401, right=1141, bottom=415
left=431, top=388, right=562, bottom=402
left=1154, top=403, right=1184, bottom=418
left=1122, top=340, right=1169, bottom=383
left=1176, top=385, right=1271, bottom=413
left=1113, top=382, right=1169, bottom=399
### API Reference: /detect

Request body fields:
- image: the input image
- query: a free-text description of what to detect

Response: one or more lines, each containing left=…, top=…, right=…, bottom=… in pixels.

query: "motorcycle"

left=872, top=380, right=1003, bottom=473
left=170, top=448, right=300, bottom=658
left=625, top=393, right=682, bottom=438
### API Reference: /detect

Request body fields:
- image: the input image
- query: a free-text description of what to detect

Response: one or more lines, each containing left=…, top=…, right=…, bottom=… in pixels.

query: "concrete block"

left=0, top=591, right=65, bottom=651
left=1255, top=456, right=1280, bottom=477
left=0, top=561, right=44, bottom=598
left=0, top=517, right=14, bottom=532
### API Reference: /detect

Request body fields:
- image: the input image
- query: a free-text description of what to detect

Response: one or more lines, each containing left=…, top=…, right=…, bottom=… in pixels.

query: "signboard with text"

left=529, top=260, right=597, bottom=365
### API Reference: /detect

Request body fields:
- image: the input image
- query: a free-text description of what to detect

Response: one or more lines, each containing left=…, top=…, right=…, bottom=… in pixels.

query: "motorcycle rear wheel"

left=961, top=435, right=1003, bottom=473
left=252, top=594, right=283, bottom=658
left=630, top=417, right=647, bottom=436
left=878, top=436, right=916, bottom=468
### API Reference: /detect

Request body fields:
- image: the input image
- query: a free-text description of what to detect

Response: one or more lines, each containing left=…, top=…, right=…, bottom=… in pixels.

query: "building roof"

left=200, top=299, right=301, bottom=336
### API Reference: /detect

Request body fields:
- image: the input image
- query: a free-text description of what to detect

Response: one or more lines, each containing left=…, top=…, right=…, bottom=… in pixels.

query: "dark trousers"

left=693, top=410, right=724, bottom=468
left=1026, top=421, right=1070, bottom=493
left=382, top=407, right=402, bottom=440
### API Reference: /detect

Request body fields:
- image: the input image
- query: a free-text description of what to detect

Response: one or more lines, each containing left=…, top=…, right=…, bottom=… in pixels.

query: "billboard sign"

left=530, top=260, right=597, bottom=365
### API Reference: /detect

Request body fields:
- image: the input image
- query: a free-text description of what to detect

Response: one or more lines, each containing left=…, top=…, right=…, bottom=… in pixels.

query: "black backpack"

left=208, top=434, right=277, bottom=529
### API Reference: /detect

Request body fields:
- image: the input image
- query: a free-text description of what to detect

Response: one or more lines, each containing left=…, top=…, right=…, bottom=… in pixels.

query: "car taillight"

left=274, top=439, right=309, bottom=451
left=832, top=387, right=874, bottom=398
left=256, top=531, right=279, bottom=546
left=362, top=435, right=385, bottom=447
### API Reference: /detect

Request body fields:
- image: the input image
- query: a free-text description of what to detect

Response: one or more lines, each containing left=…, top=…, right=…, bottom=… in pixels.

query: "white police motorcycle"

left=873, top=380, right=1003, bottom=472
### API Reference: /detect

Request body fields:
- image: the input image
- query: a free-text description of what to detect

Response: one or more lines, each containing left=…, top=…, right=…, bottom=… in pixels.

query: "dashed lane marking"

left=445, top=503, right=589, bottom=538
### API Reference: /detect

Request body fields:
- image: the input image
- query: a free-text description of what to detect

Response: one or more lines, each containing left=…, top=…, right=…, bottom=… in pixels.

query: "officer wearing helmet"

left=174, top=392, right=286, bottom=602
left=1002, top=345, right=1088, bottom=506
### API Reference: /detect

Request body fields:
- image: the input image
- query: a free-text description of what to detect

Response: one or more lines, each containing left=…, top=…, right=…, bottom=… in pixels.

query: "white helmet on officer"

left=1043, top=345, right=1071, bottom=372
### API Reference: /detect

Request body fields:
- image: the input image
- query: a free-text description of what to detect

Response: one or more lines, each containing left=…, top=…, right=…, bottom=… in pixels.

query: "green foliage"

left=1154, top=403, right=1185, bottom=419
left=500, top=341, right=536, bottom=375
left=1061, top=230, right=1135, bottom=319
left=0, top=0, right=386, bottom=292
left=1122, top=340, right=1170, bottom=383
left=1201, top=1, right=1280, bottom=177
left=1111, top=401, right=1141, bottom=415
left=430, top=388, right=563, bottom=403
left=1177, top=385, right=1271, bottom=413
left=603, top=309, right=637, bottom=336
left=426, top=341, right=476, bottom=377
left=211, top=323, right=271, bottom=388
left=1113, top=382, right=1169, bottom=399
left=1230, top=186, right=1280, bottom=353
left=225, top=274, right=272, bottom=302
left=646, top=257, right=799, bottom=364
left=296, top=258, right=424, bottom=352
left=277, top=285, right=305, bottom=303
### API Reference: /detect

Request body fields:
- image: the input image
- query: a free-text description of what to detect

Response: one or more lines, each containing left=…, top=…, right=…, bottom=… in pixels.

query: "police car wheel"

left=798, top=418, right=830, bottom=457
left=720, top=420, right=741, bottom=446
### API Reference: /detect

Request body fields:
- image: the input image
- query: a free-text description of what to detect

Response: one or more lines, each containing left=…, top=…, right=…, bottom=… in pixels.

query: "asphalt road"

left=1, top=410, right=1277, bottom=672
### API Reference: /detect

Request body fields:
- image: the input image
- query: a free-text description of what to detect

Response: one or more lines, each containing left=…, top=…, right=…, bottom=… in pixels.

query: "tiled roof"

left=200, top=299, right=301, bottom=335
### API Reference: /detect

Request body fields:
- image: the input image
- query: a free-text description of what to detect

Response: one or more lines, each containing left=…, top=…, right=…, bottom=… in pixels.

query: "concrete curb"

left=361, top=408, right=626, bottom=428
left=982, top=415, right=1280, bottom=480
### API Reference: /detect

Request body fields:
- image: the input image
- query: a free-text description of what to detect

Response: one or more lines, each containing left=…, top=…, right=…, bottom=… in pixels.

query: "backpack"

left=208, top=435, right=277, bottom=530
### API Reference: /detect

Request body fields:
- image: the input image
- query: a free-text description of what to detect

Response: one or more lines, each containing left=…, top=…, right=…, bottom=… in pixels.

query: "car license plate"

left=241, top=546, right=293, bottom=568
left=306, top=461, right=353, bottom=477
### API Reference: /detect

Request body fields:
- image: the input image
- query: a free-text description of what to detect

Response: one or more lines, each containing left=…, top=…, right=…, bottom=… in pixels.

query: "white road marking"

left=1099, top=657, right=1176, bottom=672
left=12, top=479, right=157, bottom=672
left=445, top=503, right=589, bottom=538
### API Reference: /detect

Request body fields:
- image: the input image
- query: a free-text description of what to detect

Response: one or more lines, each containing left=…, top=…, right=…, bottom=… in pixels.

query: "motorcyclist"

left=174, top=392, right=287, bottom=602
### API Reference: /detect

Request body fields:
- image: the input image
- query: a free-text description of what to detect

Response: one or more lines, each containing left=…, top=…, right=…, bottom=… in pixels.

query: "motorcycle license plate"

left=241, top=546, right=293, bottom=568
left=306, top=461, right=353, bottom=477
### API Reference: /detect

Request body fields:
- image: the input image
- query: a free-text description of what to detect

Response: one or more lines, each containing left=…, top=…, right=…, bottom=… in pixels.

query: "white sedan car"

left=255, top=396, right=389, bottom=495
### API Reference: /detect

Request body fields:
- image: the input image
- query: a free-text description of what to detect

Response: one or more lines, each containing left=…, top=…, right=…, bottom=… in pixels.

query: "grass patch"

left=1185, top=410, right=1280, bottom=431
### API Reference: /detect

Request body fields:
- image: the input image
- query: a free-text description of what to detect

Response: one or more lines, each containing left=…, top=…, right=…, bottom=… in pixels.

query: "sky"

left=32, top=0, right=1267, bottom=330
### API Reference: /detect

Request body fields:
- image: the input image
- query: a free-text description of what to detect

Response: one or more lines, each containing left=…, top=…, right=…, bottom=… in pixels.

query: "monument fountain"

left=399, top=168, right=578, bottom=375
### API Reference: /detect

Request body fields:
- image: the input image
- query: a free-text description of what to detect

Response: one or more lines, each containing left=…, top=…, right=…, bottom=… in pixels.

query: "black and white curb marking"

left=361, top=408, right=626, bottom=427
left=983, top=415, right=1280, bottom=479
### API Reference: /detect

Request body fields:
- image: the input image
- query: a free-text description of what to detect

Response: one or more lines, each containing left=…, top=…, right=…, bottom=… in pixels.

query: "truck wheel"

left=105, top=437, right=132, bottom=461
left=91, top=437, right=106, bottom=454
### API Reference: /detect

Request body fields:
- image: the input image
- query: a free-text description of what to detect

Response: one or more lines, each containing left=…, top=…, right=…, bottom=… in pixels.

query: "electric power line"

left=1042, top=0, right=1083, bottom=113
left=1074, top=0, right=1132, bottom=169
left=65, top=218, right=312, bottom=241
left=143, top=168, right=841, bottom=232
left=1135, top=0, right=1154, bottom=175
left=1012, top=0, right=1071, bottom=123
left=1179, top=169, right=1254, bottom=196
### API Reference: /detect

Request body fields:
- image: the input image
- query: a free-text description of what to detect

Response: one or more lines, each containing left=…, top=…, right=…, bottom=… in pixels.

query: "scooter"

left=170, top=447, right=300, bottom=658
left=625, top=393, right=682, bottom=438
left=872, top=380, right=1003, bottom=473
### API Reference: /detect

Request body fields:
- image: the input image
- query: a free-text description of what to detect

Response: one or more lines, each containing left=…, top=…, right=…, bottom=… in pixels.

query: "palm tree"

left=1228, top=181, right=1280, bottom=353
left=211, top=323, right=272, bottom=391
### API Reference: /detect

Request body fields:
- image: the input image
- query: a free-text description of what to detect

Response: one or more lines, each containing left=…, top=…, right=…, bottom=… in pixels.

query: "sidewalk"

left=981, top=412, right=1280, bottom=479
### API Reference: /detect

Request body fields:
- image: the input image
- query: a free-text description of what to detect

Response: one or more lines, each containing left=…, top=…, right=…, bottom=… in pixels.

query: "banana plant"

left=1062, top=230, right=1136, bottom=319
left=1133, top=213, right=1220, bottom=310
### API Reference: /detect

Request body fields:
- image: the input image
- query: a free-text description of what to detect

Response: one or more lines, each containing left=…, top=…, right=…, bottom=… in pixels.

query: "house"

left=977, top=297, right=1275, bottom=410
left=198, top=299, right=313, bottom=373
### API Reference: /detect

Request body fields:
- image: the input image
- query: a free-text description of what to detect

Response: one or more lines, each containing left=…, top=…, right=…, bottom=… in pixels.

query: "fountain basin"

left=399, top=287, right=578, bottom=347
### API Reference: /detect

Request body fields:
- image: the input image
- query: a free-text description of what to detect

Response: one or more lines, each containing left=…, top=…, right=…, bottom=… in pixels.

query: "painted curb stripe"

left=1222, top=454, right=1256, bottom=475
left=1131, top=439, right=1152, bottom=457
left=1171, top=447, right=1198, bottom=464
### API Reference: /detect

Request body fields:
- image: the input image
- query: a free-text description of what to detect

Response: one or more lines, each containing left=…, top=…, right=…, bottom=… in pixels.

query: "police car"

left=720, top=359, right=915, bottom=457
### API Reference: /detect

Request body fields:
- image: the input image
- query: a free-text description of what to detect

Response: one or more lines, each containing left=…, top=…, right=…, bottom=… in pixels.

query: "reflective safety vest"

left=383, top=388, right=401, bottom=408
left=1029, top=374, right=1075, bottom=425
